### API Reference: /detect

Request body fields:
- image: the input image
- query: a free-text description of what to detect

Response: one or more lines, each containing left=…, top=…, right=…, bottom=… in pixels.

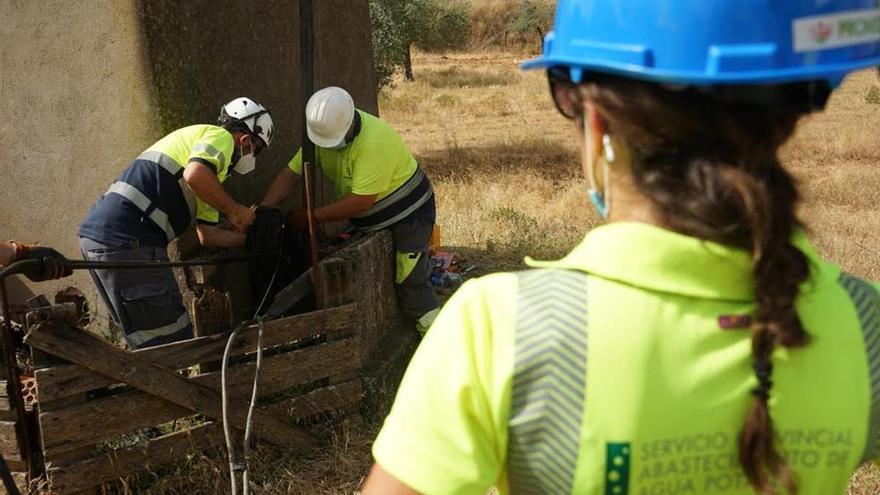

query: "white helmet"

left=219, top=97, right=274, bottom=147
left=306, top=87, right=355, bottom=148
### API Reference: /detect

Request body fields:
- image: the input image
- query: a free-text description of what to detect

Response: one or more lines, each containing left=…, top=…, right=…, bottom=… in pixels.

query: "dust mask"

left=234, top=138, right=256, bottom=175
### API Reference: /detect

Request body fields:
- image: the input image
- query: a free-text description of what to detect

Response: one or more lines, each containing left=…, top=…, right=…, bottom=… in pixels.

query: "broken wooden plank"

left=39, top=339, right=357, bottom=456
left=263, top=269, right=314, bottom=320
left=190, top=287, right=232, bottom=338
left=264, top=379, right=362, bottom=421
left=317, top=257, right=355, bottom=308
left=46, top=422, right=224, bottom=494
left=45, top=381, right=363, bottom=494
left=34, top=303, right=357, bottom=402
left=25, top=322, right=317, bottom=452
left=9, top=471, right=27, bottom=494
left=0, top=421, right=21, bottom=462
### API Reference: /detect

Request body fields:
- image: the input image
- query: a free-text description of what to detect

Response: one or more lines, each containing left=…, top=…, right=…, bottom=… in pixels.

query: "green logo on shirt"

left=606, top=442, right=632, bottom=495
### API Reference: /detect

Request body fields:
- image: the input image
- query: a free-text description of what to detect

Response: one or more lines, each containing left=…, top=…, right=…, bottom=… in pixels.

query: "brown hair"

left=579, top=76, right=821, bottom=494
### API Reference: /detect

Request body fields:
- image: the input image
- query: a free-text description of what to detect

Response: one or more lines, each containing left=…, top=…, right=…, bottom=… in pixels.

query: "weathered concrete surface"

left=0, top=0, right=157, bottom=303
left=0, top=0, right=377, bottom=314
left=139, top=0, right=378, bottom=205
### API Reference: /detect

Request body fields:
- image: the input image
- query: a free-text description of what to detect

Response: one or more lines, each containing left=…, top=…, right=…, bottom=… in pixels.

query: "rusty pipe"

left=0, top=280, right=33, bottom=481
left=302, top=161, right=324, bottom=308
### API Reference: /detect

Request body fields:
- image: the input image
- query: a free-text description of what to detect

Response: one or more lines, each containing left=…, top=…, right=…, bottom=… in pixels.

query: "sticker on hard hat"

left=793, top=8, right=880, bottom=53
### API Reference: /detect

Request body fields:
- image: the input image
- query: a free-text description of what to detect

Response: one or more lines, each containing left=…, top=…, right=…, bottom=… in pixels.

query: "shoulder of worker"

left=430, top=270, right=552, bottom=345
left=190, top=124, right=235, bottom=150
left=160, top=124, right=232, bottom=143
left=354, top=109, right=406, bottom=146
left=183, top=124, right=235, bottom=174
left=429, top=273, right=517, bottom=335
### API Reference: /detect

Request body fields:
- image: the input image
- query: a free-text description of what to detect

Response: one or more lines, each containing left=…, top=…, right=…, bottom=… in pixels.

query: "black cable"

left=0, top=255, right=273, bottom=282
left=0, top=452, right=20, bottom=495
left=224, top=222, right=287, bottom=495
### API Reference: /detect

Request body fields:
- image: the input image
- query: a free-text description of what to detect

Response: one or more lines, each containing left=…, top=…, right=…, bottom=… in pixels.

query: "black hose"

left=0, top=254, right=273, bottom=282
left=0, top=452, right=20, bottom=495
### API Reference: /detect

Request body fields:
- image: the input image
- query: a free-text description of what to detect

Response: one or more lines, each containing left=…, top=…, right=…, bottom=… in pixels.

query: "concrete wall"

left=0, top=0, right=377, bottom=310
left=138, top=0, right=378, bottom=205
left=0, top=1, right=157, bottom=302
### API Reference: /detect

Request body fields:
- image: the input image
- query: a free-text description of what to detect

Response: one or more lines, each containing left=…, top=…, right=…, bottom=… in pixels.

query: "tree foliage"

left=417, top=3, right=471, bottom=53
left=507, top=1, right=554, bottom=50
left=467, top=0, right=554, bottom=52
left=370, top=0, right=472, bottom=89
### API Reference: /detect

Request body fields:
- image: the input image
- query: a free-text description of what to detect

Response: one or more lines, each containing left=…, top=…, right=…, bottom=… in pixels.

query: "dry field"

left=139, top=51, right=880, bottom=494
left=384, top=51, right=880, bottom=282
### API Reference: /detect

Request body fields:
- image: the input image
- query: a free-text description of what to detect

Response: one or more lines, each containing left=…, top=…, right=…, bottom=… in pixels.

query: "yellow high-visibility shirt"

left=288, top=110, right=417, bottom=200
left=144, top=124, right=235, bottom=224
left=373, top=222, right=880, bottom=495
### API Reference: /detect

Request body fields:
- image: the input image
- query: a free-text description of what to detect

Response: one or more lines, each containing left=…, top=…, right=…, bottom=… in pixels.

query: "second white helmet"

left=219, top=97, right=274, bottom=147
left=306, top=87, right=355, bottom=148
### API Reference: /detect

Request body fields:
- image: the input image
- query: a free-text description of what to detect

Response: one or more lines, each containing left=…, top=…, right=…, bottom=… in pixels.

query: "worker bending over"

left=364, top=0, right=880, bottom=494
left=0, top=241, right=71, bottom=281
left=262, top=87, right=439, bottom=334
left=78, top=98, right=274, bottom=349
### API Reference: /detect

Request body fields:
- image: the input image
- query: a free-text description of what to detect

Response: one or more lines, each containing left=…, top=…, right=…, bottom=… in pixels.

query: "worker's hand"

left=228, top=204, right=256, bottom=233
left=288, top=207, right=312, bottom=233
left=14, top=244, right=73, bottom=282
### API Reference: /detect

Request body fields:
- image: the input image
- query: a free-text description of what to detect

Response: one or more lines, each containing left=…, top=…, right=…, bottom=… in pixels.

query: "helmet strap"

left=349, top=111, right=363, bottom=142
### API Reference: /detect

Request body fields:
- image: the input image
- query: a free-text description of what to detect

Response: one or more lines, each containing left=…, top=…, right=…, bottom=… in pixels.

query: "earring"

left=603, top=134, right=616, bottom=163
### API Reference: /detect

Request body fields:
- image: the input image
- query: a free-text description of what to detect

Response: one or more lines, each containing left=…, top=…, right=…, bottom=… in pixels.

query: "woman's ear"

left=586, top=105, right=607, bottom=160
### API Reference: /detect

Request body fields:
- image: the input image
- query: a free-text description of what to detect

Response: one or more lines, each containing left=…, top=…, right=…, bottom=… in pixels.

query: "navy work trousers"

left=79, top=237, right=193, bottom=349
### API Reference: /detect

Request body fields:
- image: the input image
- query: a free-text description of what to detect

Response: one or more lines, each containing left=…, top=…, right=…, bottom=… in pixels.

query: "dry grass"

left=850, top=463, right=880, bottom=494
left=380, top=51, right=590, bottom=268
left=386, top=52, right=880, bottom=282
left=420, top=66, right=518, bottom=89
left=107, top=419, right=375, bottom=495
left=782, top=70, right=880, bottom=281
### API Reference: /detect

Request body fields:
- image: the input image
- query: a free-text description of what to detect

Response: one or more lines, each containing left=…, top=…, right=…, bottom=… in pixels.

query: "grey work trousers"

left=79, top=237, right=193, bottom=349
left=389, top=217, right=439, bottom=322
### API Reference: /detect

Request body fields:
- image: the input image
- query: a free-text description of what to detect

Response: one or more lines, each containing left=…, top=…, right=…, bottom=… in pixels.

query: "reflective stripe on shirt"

left=352, top=167, right=434, bottom=232
left=126, top=311, right=191, bottom=347
left=138, top=150, right=183, bottom=178
left=357, top=167, right=428, bottom=218
left=105, top=181, right=177, bottom=242
left=508, top=269, right=589, bottom=495
left=839, top=273, right=880, bottom=463
left=190, top=143, right=228, bottom=170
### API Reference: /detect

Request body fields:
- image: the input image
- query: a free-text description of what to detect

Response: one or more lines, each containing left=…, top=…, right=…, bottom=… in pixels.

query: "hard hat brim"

left=522, top=54, right=880, bottom=88
left=306, top=124, right=347, bottom=149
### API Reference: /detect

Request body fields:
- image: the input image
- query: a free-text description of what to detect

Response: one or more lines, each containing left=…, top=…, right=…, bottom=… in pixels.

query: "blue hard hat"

left=523, top=0, right=880, bottom=87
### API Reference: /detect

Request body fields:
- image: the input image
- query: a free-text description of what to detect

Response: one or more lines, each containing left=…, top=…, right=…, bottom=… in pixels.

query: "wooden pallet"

left=26, top=303, right=362, bottom=494
left=0, top=231, right=399, bottom=493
